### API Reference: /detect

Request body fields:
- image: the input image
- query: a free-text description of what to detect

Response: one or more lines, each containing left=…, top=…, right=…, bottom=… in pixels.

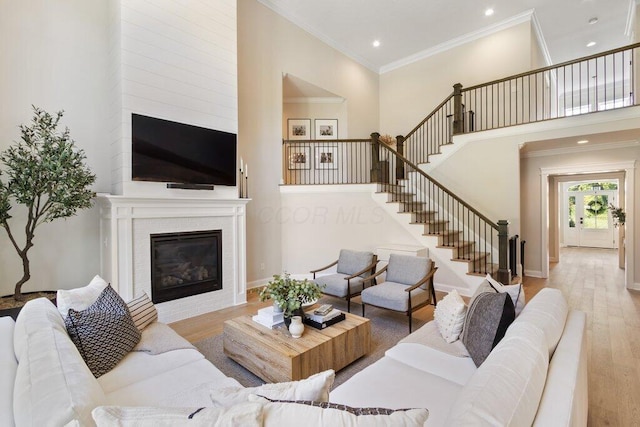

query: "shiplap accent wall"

left=110, top=0, right=238, bottom=195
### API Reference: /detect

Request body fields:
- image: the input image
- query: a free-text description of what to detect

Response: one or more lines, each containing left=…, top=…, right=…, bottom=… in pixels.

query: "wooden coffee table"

left=223, top=312, right=371, bottom=383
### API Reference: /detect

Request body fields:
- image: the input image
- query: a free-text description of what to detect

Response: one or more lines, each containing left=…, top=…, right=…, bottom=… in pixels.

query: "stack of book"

left=252, top=306, right=284, bottom=329
left=304, top=308, right=345, bottom=330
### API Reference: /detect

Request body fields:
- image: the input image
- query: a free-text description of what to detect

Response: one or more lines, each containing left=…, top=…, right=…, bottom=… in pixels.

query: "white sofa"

left=330, top=288, right=588, bottom=426
left=0, top=288, right=586, bottom=426
left=1, top=297, right=240, bottom=427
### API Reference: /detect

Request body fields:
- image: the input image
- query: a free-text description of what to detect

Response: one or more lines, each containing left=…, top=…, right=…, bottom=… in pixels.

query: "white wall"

left=283, top=101, right=348, bottom=139
left=238, top=0, right=380, bottom=286
left=279, top=186, right=421, bottom=274
left=0, top=0, right=111, bottom=295
left=115, top=0, right=238, bottom=197
left=379, top=22, right=535, bottom=137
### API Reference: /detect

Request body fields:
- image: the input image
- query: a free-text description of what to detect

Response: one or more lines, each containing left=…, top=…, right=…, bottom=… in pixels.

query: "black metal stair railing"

left=282, top=139, right=374, bottom=185
left=402, top=93, right=455, bottom=167
left=458, top=42, right=640, bottom=132
left=375, top=139, right=510, bottom=282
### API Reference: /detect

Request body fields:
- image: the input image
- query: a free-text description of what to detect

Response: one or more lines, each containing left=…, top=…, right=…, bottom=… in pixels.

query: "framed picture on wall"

left=315, top=146, right=337, bottom=170
left=288, top=146, right=311, bottom=170
left=314, top=119, right=338, bottom=140
left=288, top=119, right=312, bottom=140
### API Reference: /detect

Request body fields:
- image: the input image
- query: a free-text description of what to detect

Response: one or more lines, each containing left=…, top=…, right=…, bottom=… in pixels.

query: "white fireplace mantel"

left=98, top=194, right=249, bottom=323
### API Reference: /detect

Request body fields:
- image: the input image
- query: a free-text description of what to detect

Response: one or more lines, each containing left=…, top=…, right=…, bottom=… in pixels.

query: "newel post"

left=497, top=220, right=511, bottom=284
left=395, top=135, right=405, bottom=180
left=370, top=132, right=381, bottom=182
left=453, top=83, right=464, bottom=135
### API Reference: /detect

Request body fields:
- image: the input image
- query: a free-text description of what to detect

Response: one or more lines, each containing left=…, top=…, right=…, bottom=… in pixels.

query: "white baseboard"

left=524, top=270, right=544, bottom=278
left=247, top=277, right=271, bottom=290
left=627, top=282, right=640, bottom=291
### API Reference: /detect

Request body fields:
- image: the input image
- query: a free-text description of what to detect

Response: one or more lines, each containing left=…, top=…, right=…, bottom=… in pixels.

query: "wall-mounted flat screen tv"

left=132, top=113, right=236, bottom=186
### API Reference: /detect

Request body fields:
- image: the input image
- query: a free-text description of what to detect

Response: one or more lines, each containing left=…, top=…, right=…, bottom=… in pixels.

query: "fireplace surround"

left=99, top=195, right=248, bottom=323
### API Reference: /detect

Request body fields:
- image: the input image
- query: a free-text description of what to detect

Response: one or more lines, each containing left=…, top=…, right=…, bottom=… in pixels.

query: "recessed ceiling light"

left=586, top=41, right=596, bottom=47
left=577, top=140, right=589, bottom=144
left=372, top=40, right=381, bottom=48
left=588, top=17, right=598, bottom=25
left=485, top=8, right=494, bottom=16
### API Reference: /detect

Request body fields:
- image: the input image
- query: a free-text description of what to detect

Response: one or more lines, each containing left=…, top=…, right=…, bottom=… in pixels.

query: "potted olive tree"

left=0, top=106, right=96, bottom=309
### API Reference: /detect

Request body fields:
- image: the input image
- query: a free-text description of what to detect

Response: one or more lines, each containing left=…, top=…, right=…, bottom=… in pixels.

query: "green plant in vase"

left=609, top=204, right=625, bottom=227
left=259, top=273, right=324, bottom=322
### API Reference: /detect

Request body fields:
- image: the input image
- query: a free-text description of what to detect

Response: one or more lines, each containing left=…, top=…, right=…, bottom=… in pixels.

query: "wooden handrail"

left=404, top=92, right=455, bottom=140
left=378, top=142, right=499, bottom=230
left=462, top=42, right=640, bottom=92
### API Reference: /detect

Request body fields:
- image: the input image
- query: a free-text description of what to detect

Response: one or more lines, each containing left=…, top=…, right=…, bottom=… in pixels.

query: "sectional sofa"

left=0, top=287, right=586, bottom=426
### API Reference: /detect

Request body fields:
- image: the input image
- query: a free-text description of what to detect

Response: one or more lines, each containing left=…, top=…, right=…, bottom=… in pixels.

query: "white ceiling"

left=258, top=0, right=635, bottom=73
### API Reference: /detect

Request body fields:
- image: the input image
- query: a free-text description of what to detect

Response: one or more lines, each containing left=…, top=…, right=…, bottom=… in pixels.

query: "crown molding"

left=531, top=11, right=553, bottom=66
left=256, top=0, right=379, bottom=73
left=522, top=140, right=640, bottom=158
left=380, top=9, right=536, bottom=74
left=625, top=0, right=639, bottom=40
left=284, top=96, right=345, bottom=104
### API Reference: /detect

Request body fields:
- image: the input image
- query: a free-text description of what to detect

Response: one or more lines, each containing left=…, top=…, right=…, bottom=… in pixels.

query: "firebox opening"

left=150, top=230, right=222, bottom=304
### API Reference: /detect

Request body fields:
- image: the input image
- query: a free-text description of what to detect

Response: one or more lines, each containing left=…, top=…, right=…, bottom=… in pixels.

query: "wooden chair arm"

left=344, top=260, right=380, bottom=280
left=360, top=265, right=387, bottom=283
left=405, top=267, right=438, bottom=293
left=310, top=260, right=338, bottom=275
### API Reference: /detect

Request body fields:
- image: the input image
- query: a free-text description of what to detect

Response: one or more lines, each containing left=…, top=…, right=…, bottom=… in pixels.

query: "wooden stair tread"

left=437, top=240, right=474, bottom=248
left=451, top=252, right=489, bottom=262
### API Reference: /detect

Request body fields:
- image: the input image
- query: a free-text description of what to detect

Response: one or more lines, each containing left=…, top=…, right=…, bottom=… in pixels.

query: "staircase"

left=282, top=42, right=640, bottom=288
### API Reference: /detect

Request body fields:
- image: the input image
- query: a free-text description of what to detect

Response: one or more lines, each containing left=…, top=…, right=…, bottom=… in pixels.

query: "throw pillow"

left=65, top=285, right=141, bottom=377
left=126, top=292, right=157, bottom=331
left=433, top=290, right=467, bottom=343
left=210, top=369, right=335, bottom=407
left=486, top=274, right=525, bottom=316
left=57, top=275, right=108, bottom=318
left=248, top=395, right=429, bottom=427
left=462, top=291, right=515, bottom=367
left=92, top=403, right=263, bottom=427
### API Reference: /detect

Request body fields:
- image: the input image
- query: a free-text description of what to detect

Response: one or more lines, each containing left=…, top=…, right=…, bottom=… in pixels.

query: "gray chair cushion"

left=361, top=281, right=429, bottom=312
left=336, top=250, right=375, bottom=277
left=385, top=254, right=430, bottom=285
left=314, top=274, right=365, bottom=298
left=462, top=291, right=515, bottom=367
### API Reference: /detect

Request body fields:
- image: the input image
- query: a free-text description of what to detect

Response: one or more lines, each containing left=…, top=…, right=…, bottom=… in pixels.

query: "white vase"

left=288, top=315, right=304, bottom=338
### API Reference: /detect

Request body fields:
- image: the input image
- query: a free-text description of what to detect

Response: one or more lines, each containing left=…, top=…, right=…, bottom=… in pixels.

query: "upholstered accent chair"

left=360, top=254, right=437, bottom=332
left=311, top=250, right=378, bottom=313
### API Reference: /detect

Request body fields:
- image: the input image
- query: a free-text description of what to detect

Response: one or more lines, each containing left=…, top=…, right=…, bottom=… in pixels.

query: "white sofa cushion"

left=210, top=369, right=335, bottom=407
left=97, top=348, right=204, bottom=394
left=330, top=356, right=463, bottom=426
left=13, top=299, right=106, bottom=427
left=0, top=316, right=16, bottom=427
left=446, top=322, right=549, bottom=426
left=92, top=403, right=263, bottom=427
left=57, top=275, right=109, bottom=318
left=511, top=287, right=568, bottom=357
left=14, top=297, right=67, bottom=361
left=385, top=340, right=476, bottom=386
left=433, top=290, right=466, bottom=343
left=104, top=358, right=237, bottom=408
left=249, top=395, right=429, bottom=426
left=533, top=310, right=588, bottom=426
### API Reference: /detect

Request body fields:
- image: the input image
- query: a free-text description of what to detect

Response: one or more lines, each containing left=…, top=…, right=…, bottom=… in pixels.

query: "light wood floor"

left=170, top=247, right=640, bottom=426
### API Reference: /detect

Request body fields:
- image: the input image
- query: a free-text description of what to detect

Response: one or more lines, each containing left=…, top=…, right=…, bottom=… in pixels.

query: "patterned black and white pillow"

left=255, top=396, right=417, bottom=416
left=65, top=284, right=141, bottom=377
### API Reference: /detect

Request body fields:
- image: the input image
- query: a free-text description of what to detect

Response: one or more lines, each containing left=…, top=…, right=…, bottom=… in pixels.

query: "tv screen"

left=132, top=114, right=237, bottom=186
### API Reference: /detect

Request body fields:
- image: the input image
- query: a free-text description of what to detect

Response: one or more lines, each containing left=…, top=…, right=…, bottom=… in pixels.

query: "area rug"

left=194, top=300, right=426, bottom=389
